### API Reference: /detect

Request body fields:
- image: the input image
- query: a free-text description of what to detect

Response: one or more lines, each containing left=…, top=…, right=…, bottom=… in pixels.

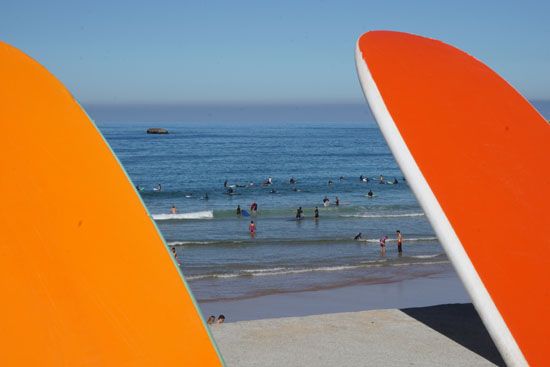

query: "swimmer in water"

left=170, top=205, right=177, bottom=214
left=249, top=221, right=256, bottom=236
left=367, top=190, right=374, bottom=198
left=328, top=180, right=333, bottom=185
left=396, top=230, right=403, bottom=254
left=380, top=235, right=388, bottom=255
left=289, top=177, right=296, bottom=184
left=250, top=202, right=258, bottom=213
left=270, top=188, right=277, bottom=194
left=393, top=178, right=398, bottom=184
left=171, top=246, right=180, bottom=265
left=379, top=175, right=385, bottom=184
left=339, top=176, right=345, bottom=181
left=296, top=207, right=303, bottom=220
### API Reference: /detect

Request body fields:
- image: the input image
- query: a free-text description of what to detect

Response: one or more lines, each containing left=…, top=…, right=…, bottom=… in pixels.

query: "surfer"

left=396, top=230, right=403, bottom=254
left=226, top=187, right=235, bottom=195
left=289, top=177, right=296, bottom=184
left=314, top=206, right=319, bottom=219
left=136, top=184, right=144, bottom=191
left=170, top=205, right=177, bottom=214
left=393, top=178, right=399, bottom=184
left=335, top=196, right=340, bottom=206
left=367, top=190, right=374, bottom=198
left=249, top=221, right=256, bottom=236
left=354, top=232, right=362, bottom=240
left=154, top=183, right=162, bottom=191
left=379, top=175, right=385, bottom=184
left=296, top=207, right=304, bottom=220
left=379, top=235, right=388, bottom=255
left=236, top=205, right=241, bottom=216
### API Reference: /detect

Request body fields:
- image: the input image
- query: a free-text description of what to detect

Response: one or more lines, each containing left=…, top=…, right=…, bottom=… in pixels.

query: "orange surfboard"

left=0, top=42, right=222, bottom=365
left=356, top=31, right=549, bottom=366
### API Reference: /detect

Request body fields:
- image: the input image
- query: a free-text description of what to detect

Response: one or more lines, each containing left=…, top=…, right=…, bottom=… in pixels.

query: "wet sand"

left=200, top=268, right=470, bottom=322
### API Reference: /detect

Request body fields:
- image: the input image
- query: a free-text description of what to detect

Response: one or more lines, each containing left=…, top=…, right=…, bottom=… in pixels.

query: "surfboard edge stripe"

left=355, top=41, right=527, bottom=367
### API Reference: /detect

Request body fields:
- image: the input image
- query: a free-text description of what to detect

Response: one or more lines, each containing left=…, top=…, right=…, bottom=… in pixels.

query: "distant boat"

left=147, top=128, right=169, bottom=134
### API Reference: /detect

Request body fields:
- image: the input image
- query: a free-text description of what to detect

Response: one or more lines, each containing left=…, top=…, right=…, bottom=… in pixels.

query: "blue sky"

left=2, top=1, right=549, bottom=120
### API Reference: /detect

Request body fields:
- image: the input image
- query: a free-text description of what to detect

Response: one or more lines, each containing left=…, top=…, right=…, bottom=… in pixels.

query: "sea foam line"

left=152, top=210, right=213, bottom=220
left=343, top=212, right=425, bottom=218
left=185, top=258, right=447, bottom=280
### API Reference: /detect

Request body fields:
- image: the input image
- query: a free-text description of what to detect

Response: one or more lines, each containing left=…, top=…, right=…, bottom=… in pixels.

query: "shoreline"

left=199, top=266, right=469, bottom=322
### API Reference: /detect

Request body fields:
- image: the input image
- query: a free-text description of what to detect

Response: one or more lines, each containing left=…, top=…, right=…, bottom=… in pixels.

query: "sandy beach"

left=210, top=304, right=504, bottom=366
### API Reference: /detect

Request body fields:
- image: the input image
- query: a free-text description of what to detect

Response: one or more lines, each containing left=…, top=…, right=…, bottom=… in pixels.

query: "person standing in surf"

left=296, top=207, right=304, bottom=220
left=314, top=206, right=319, bottom=219
left=236, top=205, right=241, bottom=216
left=171, top=205, right=177, bottom=214
left=380, top=235, right=388, bottom=256
left=335, top=197, right=340, bottom=206
left=396, top=230, right=403, bottom=254
left=249, top=220, right=256, bottom=237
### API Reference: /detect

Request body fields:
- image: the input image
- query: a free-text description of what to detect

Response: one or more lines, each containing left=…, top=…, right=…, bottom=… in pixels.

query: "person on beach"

left=171, top=205, right=177, bottom=214
left=380, top=235, right=388, bottom=255
left=354, top=232, right=362, bottom=240
left=367, top=190, right=374, bottom=198
left=217, top=315, right=226, bottom=324
left=396, top=230, right=403, bottom=254
left=249, top=221, right=256, bottom=236
left=236, top=205, right=242, bottom=216
left=314, top=206, right=319, bottom=219
left=335, top=197, right=340, bottom=206
left=207, top=315, right=216, bottom=325
left=296, top=207, right=303, bottom=220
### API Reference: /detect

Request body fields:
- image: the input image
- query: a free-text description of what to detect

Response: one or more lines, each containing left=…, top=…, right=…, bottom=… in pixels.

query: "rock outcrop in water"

left=147, top=128, right=169, bottom=134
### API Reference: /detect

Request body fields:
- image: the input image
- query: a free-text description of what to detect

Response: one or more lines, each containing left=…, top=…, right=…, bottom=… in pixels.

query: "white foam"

left=344, top=212, right=425, bottom=218
left=153, top=210, right=213, bottom=220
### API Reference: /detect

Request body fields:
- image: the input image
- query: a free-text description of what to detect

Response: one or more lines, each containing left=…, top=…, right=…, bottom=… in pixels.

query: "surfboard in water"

left=0, top=42, right=222, bottom=366
left=356, top=30, right=549, bottom=366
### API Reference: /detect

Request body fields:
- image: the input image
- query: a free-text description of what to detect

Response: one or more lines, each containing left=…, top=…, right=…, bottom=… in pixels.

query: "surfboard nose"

left=356, top=30, right=549, bottom=366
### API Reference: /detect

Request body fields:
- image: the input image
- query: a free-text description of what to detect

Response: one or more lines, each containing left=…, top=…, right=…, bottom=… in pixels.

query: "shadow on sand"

left=400, top=303, right=505, bottom=366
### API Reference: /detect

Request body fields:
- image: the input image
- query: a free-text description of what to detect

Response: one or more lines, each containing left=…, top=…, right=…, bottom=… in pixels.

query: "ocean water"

left=99, top=122, right=450, bottom=302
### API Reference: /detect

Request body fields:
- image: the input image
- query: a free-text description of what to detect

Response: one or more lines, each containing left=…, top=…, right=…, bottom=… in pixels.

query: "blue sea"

left=99, top=122, right=451, bottom=302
